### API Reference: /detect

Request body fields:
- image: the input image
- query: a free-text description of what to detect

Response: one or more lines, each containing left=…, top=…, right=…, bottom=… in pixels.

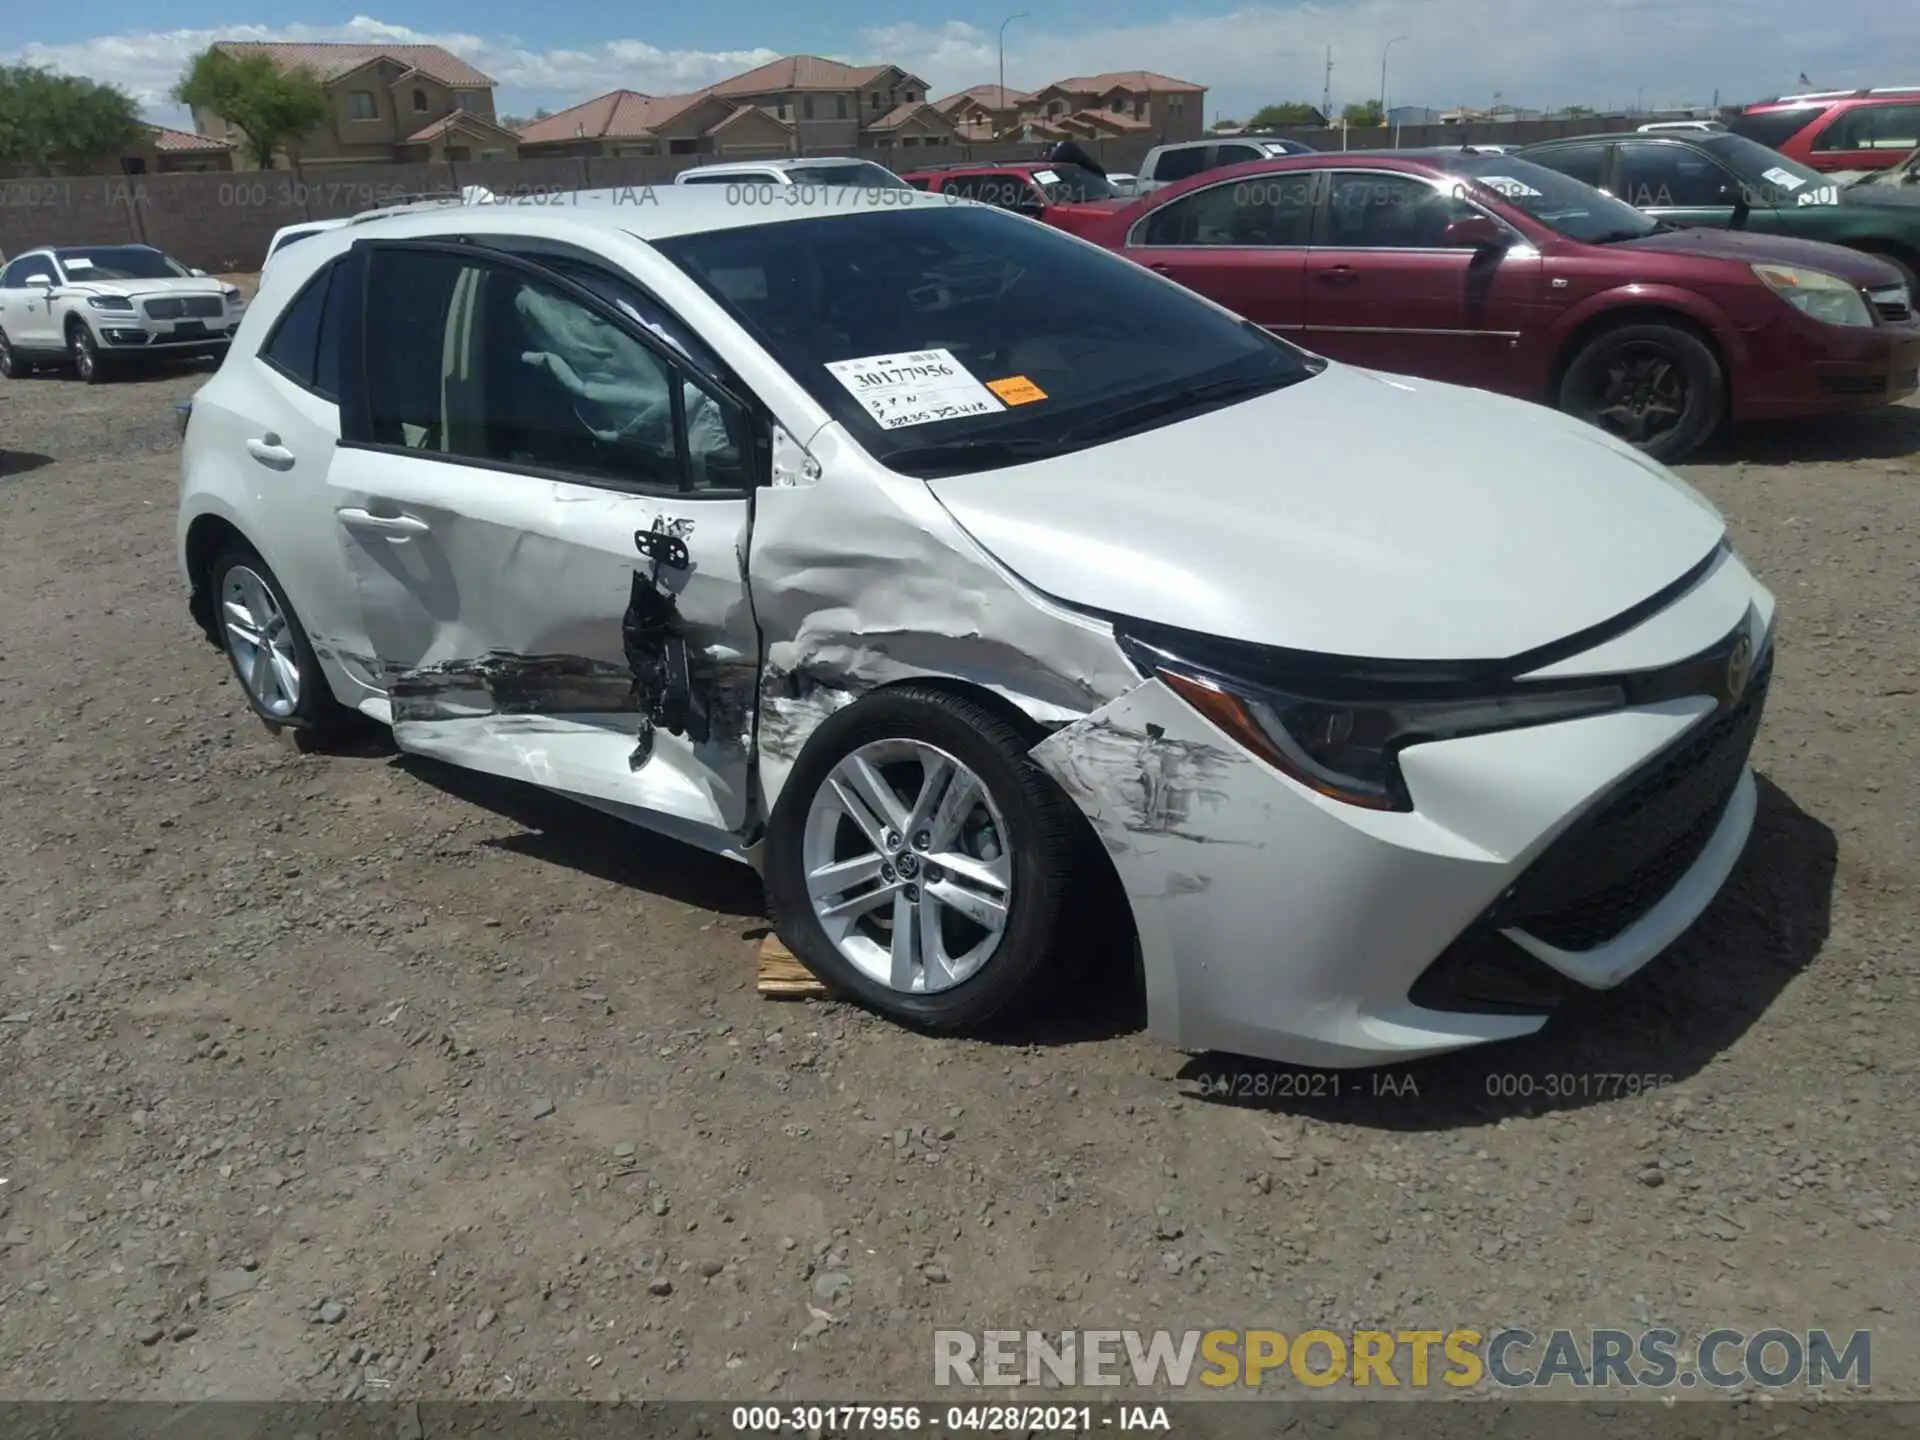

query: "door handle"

left=246, top=435, right=295, bottom=467
left=337, top=507, right=431, bottom=537
left=1149, top=262, right=1174, bottom=273
left=1319, top=266, right=1359, bottom=283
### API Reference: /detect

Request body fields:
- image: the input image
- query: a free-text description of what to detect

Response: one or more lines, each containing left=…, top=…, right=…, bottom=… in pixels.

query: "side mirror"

left=1442, top=215, right=1509, bottom=250
left=24, top=274, right=54, bottom=288
left=190, top=267, right=209, bottom=277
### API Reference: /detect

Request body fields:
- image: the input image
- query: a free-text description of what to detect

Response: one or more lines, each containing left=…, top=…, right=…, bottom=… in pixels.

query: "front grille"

left=144, top=297, right=182, bottom=319
left=183, top=296, right=223, bottom=318
left=1869, top=286, right=1912, bottom=323
left=1489, top=655, right=1771, bottom=953
left=143, top=296, right=222, bottom=320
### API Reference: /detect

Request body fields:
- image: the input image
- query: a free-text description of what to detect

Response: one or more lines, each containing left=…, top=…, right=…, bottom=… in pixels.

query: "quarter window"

left=260, top=260, right=343, bottom=399
left=358, top=248, right=748, bottom=495
left=1322, top=172, right=1476, bottom=248
left=1614, top=143, right=1739, bottom=208
left=1137, top=173, right=1315, bottom=247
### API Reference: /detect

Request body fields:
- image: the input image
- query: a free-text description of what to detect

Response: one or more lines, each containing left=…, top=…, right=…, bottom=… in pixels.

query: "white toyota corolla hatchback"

left=176, top=188, right=1775, bottom=1068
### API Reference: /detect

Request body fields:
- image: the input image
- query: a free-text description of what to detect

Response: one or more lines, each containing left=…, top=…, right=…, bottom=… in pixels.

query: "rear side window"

left=1150, top=145, right=1212, bottom=183
left=1812, top=102, right=1920, bottom=152
left=680, top=170, right=748, bottom=185
left=1213, top=142, right=1265, bottom=166
left=1529, top=143, right=1610, bottom=190
left=1136, top=172, right=1315, bottom=247
left=1728, top=108, right=1824, bottom=150
left=260, top=261, right=342, bottom=400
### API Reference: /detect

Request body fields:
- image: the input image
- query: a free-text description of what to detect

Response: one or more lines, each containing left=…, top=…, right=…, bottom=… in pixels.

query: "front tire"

left=207, top=545, right=347, bottom=738
left=1558, top=322, right=1723, bottom=463
left=0, top=328, right=20, bottom=379
left=763, top=685, right=1076, bottom=1032
left=69, top=323, right=107, bottom=384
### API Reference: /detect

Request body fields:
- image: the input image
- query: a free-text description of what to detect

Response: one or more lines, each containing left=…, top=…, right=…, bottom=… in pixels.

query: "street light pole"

left=1379, top=34, right=1408, bottom=124
left=999, top=13, right=1028, bottom=114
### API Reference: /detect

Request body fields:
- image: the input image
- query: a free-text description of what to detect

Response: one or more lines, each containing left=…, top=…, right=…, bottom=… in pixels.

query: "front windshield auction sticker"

left=825, top=349, right=1007, bottom=430
left=1762, top=166, right=1808, bottom=190
left=987, top=375, right=1047, bottom=405
left=1032, top=169, right=1060, bottom=185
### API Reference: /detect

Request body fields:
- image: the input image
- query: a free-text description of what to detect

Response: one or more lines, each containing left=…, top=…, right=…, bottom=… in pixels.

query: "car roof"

left=1748, top=87, right=1920, bottom=109
left=341, top=185, right=958, bottom=243
left=679, top=156, right=884, bottom=175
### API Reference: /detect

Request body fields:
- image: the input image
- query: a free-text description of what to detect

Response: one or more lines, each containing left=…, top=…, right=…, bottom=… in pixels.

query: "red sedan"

left=1079, top=151, right=1920, bottom=460
left=899, top=161, right=1129, bottom=238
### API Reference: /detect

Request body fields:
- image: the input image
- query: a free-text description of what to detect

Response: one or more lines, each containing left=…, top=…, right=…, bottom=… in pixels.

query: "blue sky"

left=9, top=1, right=1919, bottom=132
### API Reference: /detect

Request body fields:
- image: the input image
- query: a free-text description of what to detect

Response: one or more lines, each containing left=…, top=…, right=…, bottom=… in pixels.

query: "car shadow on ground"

left=0, top=450, right=57, bottom=479
left=1176, top=774, right=1836, bottom=1129
left=1707, top=401, right=1920, bottom=465
left=390, top=750, right=768, bottom=918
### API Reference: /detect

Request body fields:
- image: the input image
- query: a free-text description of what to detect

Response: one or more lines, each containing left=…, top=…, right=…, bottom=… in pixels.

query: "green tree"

left=1209, top=116, right=1242, bottom=132
left=1342, top=99, right=1384, bottom=127
left=0, top=64, right=144, bottom=175
left=1247, top=101, right=1323, bottom=128
left=173, top=47, right=330, bottom=169
left=499, top=106, right=553, bottom=130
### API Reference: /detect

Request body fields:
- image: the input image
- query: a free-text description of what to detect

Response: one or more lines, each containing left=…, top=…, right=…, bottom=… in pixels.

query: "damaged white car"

left=176, top=189, right=1775, bottom=1068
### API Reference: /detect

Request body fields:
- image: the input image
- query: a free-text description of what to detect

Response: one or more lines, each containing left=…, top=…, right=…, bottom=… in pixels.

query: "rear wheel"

left=763, top=685, right=1076, bottom=1032
left=1558, top=322, right=1723, bottom=463
left=208, top=545, right=349, bottom=738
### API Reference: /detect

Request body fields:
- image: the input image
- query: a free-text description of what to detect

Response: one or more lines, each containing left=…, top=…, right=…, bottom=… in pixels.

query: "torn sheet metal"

left=328, top=447, right=757, bottom=837
left=744, top=421, right=1141, bottom=810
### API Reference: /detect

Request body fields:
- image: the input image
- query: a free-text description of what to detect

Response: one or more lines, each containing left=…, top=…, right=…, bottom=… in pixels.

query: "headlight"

left=1121, top=633, right=1626, bottom=811
left=86, top=295, right=135, bottom=311
left=224, top=287, right=244, bottom=303
left=1751, top=263, right=1873, bottom=327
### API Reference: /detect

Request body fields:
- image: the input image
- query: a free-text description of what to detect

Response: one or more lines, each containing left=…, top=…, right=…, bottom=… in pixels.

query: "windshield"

left=1699, top=134, right=1838, bottom=204
left=53, top=246, right=188, bottom=281
left=1032, top=163, right=1118, bottom=202
left=791, top=161, right=912, bottom=190
left=653, top=205, right=1315, bottom=477
left=1436, top=154, right=1660, bottom=243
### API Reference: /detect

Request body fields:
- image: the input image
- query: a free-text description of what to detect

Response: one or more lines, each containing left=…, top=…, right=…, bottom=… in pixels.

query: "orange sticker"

left=987, top=375, right=1047, bottom=405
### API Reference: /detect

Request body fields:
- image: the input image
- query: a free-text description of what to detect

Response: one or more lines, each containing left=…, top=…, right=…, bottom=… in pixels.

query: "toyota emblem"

left=1725, top=632, right=1754, bottom=705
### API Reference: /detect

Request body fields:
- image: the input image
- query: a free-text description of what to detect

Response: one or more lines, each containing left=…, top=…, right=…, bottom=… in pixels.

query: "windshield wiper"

left=880, top=435, right=1070, bottom=475
left=1058, top=373, right=1302, bottom=446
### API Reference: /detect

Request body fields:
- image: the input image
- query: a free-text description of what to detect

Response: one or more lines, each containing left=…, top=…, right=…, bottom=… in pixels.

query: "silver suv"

left=1134, top=135, right=1316, bottom=193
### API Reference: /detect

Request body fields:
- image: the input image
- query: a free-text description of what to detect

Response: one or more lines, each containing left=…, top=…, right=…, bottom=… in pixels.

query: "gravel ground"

left=0, top=362, right=1916, bottom=1405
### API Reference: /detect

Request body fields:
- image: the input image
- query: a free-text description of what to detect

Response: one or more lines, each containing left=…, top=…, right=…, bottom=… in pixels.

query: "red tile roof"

left=1039, top=70, right=1205, bottom=95
left=147, top=123, right=235, bottom=153
left=406, top=112, right=522, bottom=143
left=708, top=54, right=919, bottom=96
left=933, top=84, right=1033, bottom=112
left=866, top=101, right=959, bottom=133
left=707, top=104, right=792, bottom=136
left=515, top=89, right=715, bottom=143
left=215, top=41, right=495, bottom=89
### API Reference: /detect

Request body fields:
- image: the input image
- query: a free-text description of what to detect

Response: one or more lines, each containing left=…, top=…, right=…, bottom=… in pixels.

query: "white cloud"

left=5, top=1, right=1916, bottom=131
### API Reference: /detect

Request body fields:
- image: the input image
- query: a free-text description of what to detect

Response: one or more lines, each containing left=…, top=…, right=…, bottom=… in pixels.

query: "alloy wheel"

left=0, top=332, right=14, bottom=379
left=1584, top=343, right=1689, bottom=446
left=221, top=564, right=302, bottom=719
left=801, top=739, right=1013, bottom=994
left=72, top=329, right=96, bottom=380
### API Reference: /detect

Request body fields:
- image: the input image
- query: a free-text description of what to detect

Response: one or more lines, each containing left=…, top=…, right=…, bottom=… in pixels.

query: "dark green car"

left=1517, top=132, right=1920, bottom=291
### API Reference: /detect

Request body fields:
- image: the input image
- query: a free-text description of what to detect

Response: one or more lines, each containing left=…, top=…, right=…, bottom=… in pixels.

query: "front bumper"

left=1733, top=308, right=1920, bottom=420
left=1029, top=548, right=1776, bottom=1068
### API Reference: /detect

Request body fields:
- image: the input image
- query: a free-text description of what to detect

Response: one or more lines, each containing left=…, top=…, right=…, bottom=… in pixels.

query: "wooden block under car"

left=758, top=934, right=829, bottom=998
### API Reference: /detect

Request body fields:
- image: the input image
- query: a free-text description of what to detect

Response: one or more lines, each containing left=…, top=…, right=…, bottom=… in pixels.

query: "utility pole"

left=998, top=13, right=1027, bottom=114
left=1322, top=46, right=1333, bottom=123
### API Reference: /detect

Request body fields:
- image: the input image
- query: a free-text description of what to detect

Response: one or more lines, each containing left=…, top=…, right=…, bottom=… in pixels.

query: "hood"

left=60, top=274, right=230, bottom=297
left=925, top=363, right=1727, bottom=661
left=1617, top=227, right=1905, bottom=286
left=1842, top=181, right=1920, bottom=210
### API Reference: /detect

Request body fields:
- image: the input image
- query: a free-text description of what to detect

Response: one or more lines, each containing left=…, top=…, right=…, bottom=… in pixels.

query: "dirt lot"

left=0, top=360, right=1916, bottom=1406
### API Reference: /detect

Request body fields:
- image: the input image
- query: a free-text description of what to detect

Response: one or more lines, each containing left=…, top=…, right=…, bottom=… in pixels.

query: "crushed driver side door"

left=327, top=238, right=765, bottom=849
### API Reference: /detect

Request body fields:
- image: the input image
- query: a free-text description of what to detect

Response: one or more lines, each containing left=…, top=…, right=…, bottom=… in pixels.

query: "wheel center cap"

left=895, top=853, right=920, bottom=879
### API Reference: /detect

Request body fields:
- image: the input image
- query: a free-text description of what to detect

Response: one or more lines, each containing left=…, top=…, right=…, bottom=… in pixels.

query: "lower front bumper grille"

left=1487, top=655, right=1771, bottom=954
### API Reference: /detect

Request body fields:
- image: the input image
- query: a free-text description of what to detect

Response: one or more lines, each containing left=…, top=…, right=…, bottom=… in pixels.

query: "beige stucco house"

left=191, top=42, right=519, bottom=167
left=934, top=70, right=1205, bottom=145
left=705, top=55, right=939, bottom=152
left=514, top=89, right=795, bottom=159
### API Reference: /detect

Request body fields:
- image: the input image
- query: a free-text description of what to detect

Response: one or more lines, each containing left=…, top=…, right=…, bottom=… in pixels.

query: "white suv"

left=175, top=187, right=1775, bottom=1069
left=1134, top=136, right=1316, bottom=193
left=673, top=157, right=910, bottom=189
left=0, top=244, right=245, bottom=382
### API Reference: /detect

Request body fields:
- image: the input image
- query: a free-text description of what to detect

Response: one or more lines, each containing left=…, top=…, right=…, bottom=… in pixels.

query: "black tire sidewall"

left=208, top=545, right=334, bottom=730
left=1560, top=322, right=1722, bottom=462
left=71, top=325, right=102, bottom=383
left=763, top=686, right=1072, bottom=1031
left=0, top=329, right=14, bottom=379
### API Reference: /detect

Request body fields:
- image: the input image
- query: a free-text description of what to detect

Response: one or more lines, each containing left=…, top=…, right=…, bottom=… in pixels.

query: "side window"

left=1323, top=173, right=1474, bottom=248
left=260, top=261, right=342, bottom=399
left=1137, top=173, right=1314, bottom=247
left=360, top=248, right=745, bottom=494
left=1214, top=142, right=1264, bottom=166
left=1615, top=143, right=1738, bottom=207
left=1151, top=145, right=1212, bottom=183
left=678, top=171, right=738, bottom=186
left=1531, top=143, right=1610, bottom=190
left=3, top=256, right=54, bottom=287
left=1814, top=103, right=1920, bottom=152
